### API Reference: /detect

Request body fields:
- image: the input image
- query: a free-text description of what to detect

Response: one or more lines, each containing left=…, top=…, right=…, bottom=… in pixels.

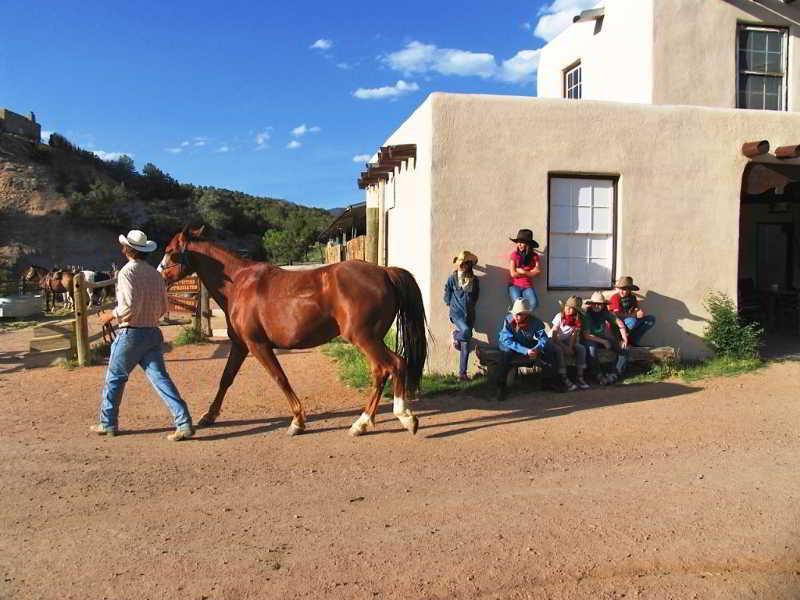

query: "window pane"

left=551, top=179, right=572, bottom=205
left=587, top=258, right=612, bottom=286
left=766, top=51, right=782, bottom=73
left=751, top=31, right=767, bottom=52
left=766, top=31, right=782, bottom=53
left=592, top=207, right=611, bottom=233
left=589, top=235, right=610, bottom=259
left=577, top=185, right=593, bottom=207
left=750, top=50, right=766, bottom=72
left=765, top=92, right=780, bottom=111
left=551, top=205, right=573, bottom=232
left=549, top=234, right=571, bottom=257
left=577, top=206, right=592, bottom=232
left=549, top=258, right=571, bottom=286
left=765, top=76, right=781, bottom=95
left=593, top=183, right=612, bottom=207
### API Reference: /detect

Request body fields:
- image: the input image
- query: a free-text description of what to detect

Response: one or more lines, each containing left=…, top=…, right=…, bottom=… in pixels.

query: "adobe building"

left=356, top=0, right=800, bottom=373
left=0, top=108, right=41, bottom=142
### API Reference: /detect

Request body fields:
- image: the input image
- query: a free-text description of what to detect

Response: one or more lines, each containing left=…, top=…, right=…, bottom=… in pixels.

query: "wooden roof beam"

left=742, top=140, right=770, bottom=158
left=775, top=145, right=800, bottom=159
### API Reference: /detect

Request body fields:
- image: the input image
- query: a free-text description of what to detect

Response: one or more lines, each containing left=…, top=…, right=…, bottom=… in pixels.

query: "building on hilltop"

left=0, top=108, right=41, bottom=142
left=354, top=0, right=800, bottom=372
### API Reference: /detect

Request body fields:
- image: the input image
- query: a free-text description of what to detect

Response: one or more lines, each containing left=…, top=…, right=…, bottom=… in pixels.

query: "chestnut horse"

left=158, top=226, right=428, bottom=437
left=22, top=265, right=75, bottom=311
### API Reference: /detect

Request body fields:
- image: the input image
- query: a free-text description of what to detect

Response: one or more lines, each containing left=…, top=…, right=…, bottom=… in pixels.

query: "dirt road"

left=1, top=326, right=798, bottom=599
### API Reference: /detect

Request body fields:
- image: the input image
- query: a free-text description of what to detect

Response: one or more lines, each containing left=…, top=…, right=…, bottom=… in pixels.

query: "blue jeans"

left=497, top=339, right=563, bottom=389
left=585, top=333, right=628, bottom=374
left=508, top=286, right=539, bottom=310
left=451, top=315, right=473, bottom=376
left=623, top=315, right=656, bottom=346
left=100, top=327, right=192, bottom=430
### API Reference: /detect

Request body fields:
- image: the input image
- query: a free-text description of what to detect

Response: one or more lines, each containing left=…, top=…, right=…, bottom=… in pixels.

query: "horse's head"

left=158, top=225, right=205, bottom=283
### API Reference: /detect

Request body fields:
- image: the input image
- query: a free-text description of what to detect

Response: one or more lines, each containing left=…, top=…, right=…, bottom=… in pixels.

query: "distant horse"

left=80, top=270, right=116, bottom=306
left=22, top=265, right=76, bottom=311
left=158, top=225, right=428, bottom=437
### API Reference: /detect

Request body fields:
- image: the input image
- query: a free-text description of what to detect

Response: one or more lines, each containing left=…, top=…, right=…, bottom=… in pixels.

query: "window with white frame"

left=564, top=62, right=582, bottom=99
left=737, top=25, right=787, bottom=111
left=548, top=176, right=616, bottom=288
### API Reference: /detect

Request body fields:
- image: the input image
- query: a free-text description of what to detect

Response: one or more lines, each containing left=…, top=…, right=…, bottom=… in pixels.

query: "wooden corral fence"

left=26, top=273, right=213, bottom=368
left=324, top=235, right=367, bottom=264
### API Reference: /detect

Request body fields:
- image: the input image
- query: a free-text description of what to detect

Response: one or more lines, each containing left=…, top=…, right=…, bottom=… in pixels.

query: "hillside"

left=0, top=132, right=332, bottom=275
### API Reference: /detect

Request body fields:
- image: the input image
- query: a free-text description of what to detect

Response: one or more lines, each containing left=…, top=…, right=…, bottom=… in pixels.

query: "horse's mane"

left=189, top=238, right=256, bottom=267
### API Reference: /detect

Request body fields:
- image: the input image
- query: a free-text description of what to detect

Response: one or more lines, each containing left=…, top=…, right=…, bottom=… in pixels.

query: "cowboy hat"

left=509, top=229, right=540, bottom=248
left=510, top=298, right=532, bottom=316
left=118, top=229, right=157, bottom=253
left=614, top=276, right=640, bottom=291
left=452, top=250, right=479, bottom=265
left=559, top=295, right=583, bottom=311
left=584, top=291, right=608, bottom=306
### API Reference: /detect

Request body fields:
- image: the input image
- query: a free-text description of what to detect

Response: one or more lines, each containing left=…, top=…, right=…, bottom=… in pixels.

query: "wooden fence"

left=324, top=235, right=367, bottom=264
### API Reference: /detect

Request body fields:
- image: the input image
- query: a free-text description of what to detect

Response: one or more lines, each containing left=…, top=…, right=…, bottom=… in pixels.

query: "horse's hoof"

left=399, top=414, right=419, bottom=435
left=287, top=423, right=305, bottom=437
left=196, top=413, right=216, bottom=428
left=348, top=412, right=373, bottom=437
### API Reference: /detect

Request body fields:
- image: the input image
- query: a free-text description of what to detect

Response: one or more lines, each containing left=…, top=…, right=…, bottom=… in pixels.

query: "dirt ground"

left=0, top=324, right=798, bottom=600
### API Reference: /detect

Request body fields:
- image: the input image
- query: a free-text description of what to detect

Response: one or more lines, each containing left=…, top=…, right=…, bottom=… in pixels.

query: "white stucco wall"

left=537, top=0, right=655, bottom=104
left=538, top=0, right=800, bottom=111
left=653, top=0, right=800, bottom=110
left=413, top=93, right=800, bottom=373
left=367, top=97, right=434, bottom=322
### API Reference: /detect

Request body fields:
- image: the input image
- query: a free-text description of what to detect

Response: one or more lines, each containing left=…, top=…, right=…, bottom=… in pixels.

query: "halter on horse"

left=159, top=225, right=428, bottom=438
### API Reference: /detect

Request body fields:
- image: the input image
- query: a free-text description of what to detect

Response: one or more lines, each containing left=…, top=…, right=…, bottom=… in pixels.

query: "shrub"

left=173, top=326, right=207, bottom=346
left=703, top=291, right=763, bottom=359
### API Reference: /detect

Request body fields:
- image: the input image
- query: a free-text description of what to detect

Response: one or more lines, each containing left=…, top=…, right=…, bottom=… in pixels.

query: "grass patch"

left=0, top=318, right=39, bottom=332
left=172, top=326, right=208, bottom=347
left=624, top=356, right=765, bottom=384
left=322, top=336, right=486, bottom=396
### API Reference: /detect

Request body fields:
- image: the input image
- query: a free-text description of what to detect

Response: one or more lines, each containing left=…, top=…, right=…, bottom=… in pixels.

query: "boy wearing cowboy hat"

left=507, top=229, right=541, bottom=310
left=444, top=251, right=481, bottom=380
left=609, top=276, right=656, bottom=346
left=582, top=292, right=630, bottom=384
left=91, top=230, right=194, bottom=441
left=495, top=298, right=576, bottom=401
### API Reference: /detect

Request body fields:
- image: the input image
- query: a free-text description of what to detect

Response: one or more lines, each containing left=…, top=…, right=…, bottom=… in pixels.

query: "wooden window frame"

left=736, top=24, right=788, bottom=111
left=562, top=60, right=582, bottom=99
left=547, top=172, right=619, bottom=291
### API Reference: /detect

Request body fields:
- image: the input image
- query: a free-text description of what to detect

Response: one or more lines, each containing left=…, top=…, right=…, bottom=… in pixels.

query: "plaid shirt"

left=112, top=259, right=168, bottom=327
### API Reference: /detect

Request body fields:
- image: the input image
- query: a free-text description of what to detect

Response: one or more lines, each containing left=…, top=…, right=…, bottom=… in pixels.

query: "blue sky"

left=1, top=0, right=595, bottom=209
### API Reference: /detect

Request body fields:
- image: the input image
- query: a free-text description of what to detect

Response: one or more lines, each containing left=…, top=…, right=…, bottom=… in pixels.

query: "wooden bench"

left=476, top=345, right=677, bottom=387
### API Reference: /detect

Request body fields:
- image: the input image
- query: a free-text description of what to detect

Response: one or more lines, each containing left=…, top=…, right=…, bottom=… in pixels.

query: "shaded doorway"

left=739, top=162, right=800, bottom=353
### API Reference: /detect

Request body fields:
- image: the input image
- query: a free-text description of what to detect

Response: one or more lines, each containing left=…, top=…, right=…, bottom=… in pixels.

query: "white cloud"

left=353, top=80, right=420, bottom=100
left=286, top=140, right=302, bottom=149
left=534, top=0, right=601, bottom=42
left=498, top=49, right=541, bottom=83
left=352, top=154, right=372, bottom=163
left=336, top=62, right=352, bottom=70
left=382, top=41, right=540, bottom=84
left=310, top=39, right=333, bottom=50
left=255, top=129, right=271, bottom=150
left=180, top=141, right=190, bottom=147
left=164, top=147, right=183, bottom=155
left=216, top=145, right=230, bottom=153
left=193, top=139, right=207, bottom=147
left=40, top=130, right=53, bottom=143
left=291, top=124, right=321, bottom=137
left=95, top=150, right=135, bottom=161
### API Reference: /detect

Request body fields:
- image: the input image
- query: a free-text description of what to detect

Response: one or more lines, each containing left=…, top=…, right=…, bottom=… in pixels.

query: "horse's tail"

left=385, top=267, right=428, bottom=398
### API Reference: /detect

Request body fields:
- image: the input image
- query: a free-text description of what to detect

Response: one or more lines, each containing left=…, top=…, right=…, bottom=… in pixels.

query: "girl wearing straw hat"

left=444, top=251, right=481, bottom=380
left=507, top=229, right=541, bottom=310
left=550, top=296, right=590, bottom=389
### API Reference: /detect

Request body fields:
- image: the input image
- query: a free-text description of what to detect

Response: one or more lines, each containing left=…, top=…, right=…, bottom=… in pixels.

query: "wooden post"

left=200, top=283, right=211, bottom=337
left=366, top=206, right=379, bottom=264
left=73, top=272, right=90, bottom=366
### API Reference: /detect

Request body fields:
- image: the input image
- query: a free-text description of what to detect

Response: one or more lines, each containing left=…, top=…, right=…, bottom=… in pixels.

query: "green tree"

left=196, top=189, right=232, bottom=231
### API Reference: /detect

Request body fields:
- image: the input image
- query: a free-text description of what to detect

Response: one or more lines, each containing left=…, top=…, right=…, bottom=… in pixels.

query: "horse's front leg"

left=247, top=342, right=306, bottom=436
left=197, top=341, right=249, bottom=427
